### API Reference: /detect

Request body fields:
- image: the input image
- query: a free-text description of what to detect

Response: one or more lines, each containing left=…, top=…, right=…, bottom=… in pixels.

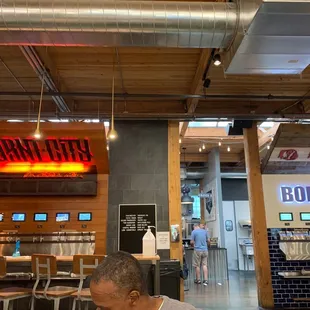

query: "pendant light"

left=33, top=75, right=44, bottom=139
left=107, top=55, right=118, bottom=141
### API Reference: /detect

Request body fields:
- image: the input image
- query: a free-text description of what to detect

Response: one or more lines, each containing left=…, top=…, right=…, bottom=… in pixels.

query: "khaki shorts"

left=193, top=250, right=208, bottom=268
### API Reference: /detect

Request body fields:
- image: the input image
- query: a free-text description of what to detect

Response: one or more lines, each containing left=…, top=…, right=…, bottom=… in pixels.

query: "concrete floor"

left=184, top=271, right=258, bottom=310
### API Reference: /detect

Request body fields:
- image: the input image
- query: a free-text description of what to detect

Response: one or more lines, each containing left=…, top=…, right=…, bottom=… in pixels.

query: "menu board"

left=118, top=204, right=156, bottom=254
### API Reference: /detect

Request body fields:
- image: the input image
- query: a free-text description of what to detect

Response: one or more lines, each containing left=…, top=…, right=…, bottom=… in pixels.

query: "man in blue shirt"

left=190, top=223, right=210, bottom=286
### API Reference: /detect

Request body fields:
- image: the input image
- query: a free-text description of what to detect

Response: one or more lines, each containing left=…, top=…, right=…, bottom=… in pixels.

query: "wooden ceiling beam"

left=180, top=49, right=212, bottom=137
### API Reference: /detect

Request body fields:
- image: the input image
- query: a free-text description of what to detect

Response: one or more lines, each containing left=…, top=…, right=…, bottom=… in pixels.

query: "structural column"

left=243, top=122, right=274, bottom=309
left=168, top=121, right=184, bottom=300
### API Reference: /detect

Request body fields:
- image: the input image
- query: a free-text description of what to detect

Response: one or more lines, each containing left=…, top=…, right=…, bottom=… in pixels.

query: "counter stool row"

left=0, top=254, right=105, bottom=310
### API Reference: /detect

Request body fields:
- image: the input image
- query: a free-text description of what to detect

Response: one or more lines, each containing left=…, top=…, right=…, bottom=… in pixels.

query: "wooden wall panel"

left=0, top=123, right=109, bottom=254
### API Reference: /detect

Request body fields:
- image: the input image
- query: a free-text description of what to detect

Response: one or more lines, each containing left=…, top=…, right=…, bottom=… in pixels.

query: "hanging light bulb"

left=227, top=146, right=231, bottom=152
left=213, top=54, right=222, bottom=66
left=202, top=144, right=206, bottom=150
left=218, top=141, right=222, bottom=146
left=179, top=138, right=182, bottom=144
left=107, top=145, right=110, bottom=151
left=271, top=136, right=274, bottom=141
left=267, top=145, right=270, bottom=150
left=199, top=147, right=202, bottom=152
left=33, top=74, right=44, bottom=139
left=107, top=58, right=118, bottom=141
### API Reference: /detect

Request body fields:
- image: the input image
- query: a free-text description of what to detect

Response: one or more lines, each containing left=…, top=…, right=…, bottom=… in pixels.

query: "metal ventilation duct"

left=225, top=0, right=310, bottom=75
left=0, top=0, right=237, bottom=48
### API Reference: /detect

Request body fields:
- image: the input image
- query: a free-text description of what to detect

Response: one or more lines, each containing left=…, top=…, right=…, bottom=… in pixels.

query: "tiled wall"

left=107, top=121, right=169, bottom=259
left=268, top=228, right=310, bottom=309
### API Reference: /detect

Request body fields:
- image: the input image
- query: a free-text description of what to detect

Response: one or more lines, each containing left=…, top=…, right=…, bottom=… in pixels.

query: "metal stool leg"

left=30, top=297, right=35, bottom=310
left=54, top=299, right=60, bottom=310
left=3, top=300, right=9, bottom=310
left=85, top=301, right=89, bottom=310
left=72, top=298, right=77, bottom=310
left=8, top=300, right=13, bottom=310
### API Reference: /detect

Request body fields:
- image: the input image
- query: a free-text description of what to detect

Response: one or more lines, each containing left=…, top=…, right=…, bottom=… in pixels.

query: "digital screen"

left=78, top=212, right=92, bottom=221
left=300, top=213, right=310, bottom=221
left=34, top=213, right=48, bottom=222
left=279, top=213, right=293, bottom=222
left=0, top=213, right=4, bottom=222
left=56, top=213, right=70, bottom=222
left=12, top=213, right=26, bottom=222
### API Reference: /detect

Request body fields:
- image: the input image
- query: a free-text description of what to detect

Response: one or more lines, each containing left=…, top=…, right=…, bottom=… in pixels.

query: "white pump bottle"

left=142, top=226, right=156, bottom=256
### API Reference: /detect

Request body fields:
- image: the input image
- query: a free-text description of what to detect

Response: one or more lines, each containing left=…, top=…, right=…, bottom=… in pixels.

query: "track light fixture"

left=203, top=78, right=211, bottom=89
left=213, top=54, right=221, bottom=66
left=227, top=146, right=231, bottom=152
left=218, top=141, right=222, bottom=146
left=267, top=145, right=270, bottom=150
left=199, top=147, right=202, bottom=153
left=179, top=138, right=182, bottom=144
left=202, top=144, right=206, bottom=150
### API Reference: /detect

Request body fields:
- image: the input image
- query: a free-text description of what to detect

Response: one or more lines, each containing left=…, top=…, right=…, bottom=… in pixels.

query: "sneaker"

left=194, top=279, right=201, bottom=284
left=203, top=280, right=208, bottom=286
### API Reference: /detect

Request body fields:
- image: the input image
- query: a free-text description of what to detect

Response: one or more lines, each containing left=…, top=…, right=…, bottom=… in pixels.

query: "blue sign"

left=280, top=185, right=310, bottom=203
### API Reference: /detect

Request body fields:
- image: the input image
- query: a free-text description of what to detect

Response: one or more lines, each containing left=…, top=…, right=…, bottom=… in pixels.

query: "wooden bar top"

left=5, top=254, right=160, bottom=263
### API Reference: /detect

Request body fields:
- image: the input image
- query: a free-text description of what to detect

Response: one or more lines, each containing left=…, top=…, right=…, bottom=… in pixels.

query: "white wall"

left=263, top=174, right=310, bottom=228
left=234, top=201, right=254, bottom=271
left=202, top=148, right=224, bottom=246
left=223, top=201, right=238, bottom=270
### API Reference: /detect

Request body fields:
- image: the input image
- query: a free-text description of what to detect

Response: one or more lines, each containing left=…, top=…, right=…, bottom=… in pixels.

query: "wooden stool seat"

left=71, top=288, right=90, bottom=298
left=35, top=286, right=77, bottom=297
left=0, top=287, right=31, bottom=299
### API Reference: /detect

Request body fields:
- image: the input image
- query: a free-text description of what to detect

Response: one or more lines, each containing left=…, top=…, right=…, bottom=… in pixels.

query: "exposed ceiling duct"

left=1, top=0, right=309, bottom=75
left=0, top=0, right=236, bottom=48
left=225, top=0, right=310, bottom=75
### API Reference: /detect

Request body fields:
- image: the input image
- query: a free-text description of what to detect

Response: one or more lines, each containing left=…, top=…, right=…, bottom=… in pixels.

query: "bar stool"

left=0, top=256, right=31, bottom=310
left=31, top=254, right=77, bottom=310
left=71, top=254, right=105, bottom=310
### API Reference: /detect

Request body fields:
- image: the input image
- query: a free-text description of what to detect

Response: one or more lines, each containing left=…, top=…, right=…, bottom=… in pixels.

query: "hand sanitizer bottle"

left=143, top=226, right=156, bottom=256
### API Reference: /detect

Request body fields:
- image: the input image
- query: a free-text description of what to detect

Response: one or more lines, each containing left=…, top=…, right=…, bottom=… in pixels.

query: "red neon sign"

left=0, top=138, right=93, bottom=163
left=0, top=137, right=94, bottom=175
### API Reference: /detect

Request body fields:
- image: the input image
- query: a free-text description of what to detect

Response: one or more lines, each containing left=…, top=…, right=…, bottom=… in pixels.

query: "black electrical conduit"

left=0, top=91, right=308, bottom=101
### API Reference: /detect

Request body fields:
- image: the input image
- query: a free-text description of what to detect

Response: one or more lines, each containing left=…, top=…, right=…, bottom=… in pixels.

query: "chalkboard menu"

left=118, top=204, right=156, bottom=254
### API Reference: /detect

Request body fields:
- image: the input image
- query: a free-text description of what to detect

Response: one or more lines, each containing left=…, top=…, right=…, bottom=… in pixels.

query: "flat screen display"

left=12, top=213, right=26, bottom=222
left=0, top=213, right=4, bottom=222
left=34, top=213, right=48, bottom=222
left=300, top=213, right=310, bottom=221
left=279, top=212, right=293, bottom=222
left=78, top=212, right=92, bottom=221
left=56, top=213, right=70, bottom=222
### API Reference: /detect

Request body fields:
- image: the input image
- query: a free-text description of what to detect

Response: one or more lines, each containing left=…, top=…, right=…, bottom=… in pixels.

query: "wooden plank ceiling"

left=0, top=46, right=309, bottom=117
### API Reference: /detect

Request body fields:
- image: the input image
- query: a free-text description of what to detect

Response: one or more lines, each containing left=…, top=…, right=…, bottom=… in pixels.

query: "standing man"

left=190, top=223, right=210, bottom=286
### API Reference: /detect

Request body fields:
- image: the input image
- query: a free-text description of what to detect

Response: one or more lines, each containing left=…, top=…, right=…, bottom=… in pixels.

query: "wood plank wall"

left=0, top=123, right=109, bottom=254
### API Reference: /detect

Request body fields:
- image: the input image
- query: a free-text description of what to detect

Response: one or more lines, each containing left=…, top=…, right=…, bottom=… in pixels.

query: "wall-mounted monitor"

left=12, top=213, right=26, bottom=222
left=34, top=213, right=48, bottom=222
left=56, top=213, right=70, bottom=222
left=0, top=213, right=4, bottom=222
left=78, top=212, right=92, bottom=221
left=300, top=213, right=310, bottom=221
left=279, top=212, right=293, bottom=222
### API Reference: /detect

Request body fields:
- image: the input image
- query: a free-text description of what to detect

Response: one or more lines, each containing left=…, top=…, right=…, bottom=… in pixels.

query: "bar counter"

left=5, top=254, right=160, bottom=263
left=184, top=248, right=228, bottom=282
left=3, top=254, right=161, bottom=295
